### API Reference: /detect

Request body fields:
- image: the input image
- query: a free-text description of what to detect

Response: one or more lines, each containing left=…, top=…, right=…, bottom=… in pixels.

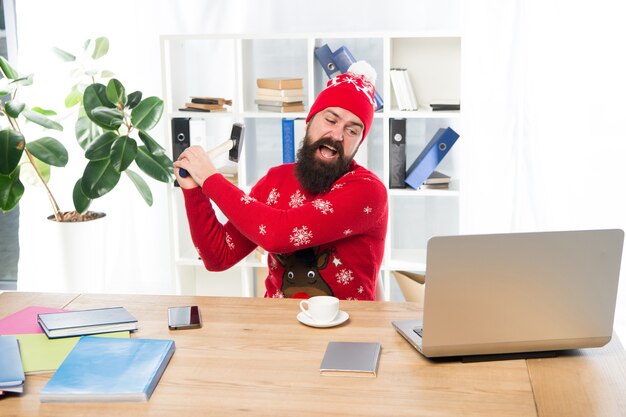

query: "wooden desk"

left=1, top=292, right=625, bottom=417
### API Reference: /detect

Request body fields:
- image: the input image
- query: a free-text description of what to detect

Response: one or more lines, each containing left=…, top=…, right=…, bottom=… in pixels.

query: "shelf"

left=241, top=111, right=308, bottom=119
left=168, top=111, right=235, bottom=119
left=388, top=188, right=460, bottom=197
left=386, top=109, right=460, bottom=119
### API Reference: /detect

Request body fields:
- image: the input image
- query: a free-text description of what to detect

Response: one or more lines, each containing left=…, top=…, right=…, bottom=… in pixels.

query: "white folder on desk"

left=393, top=229, right=624, bottom=359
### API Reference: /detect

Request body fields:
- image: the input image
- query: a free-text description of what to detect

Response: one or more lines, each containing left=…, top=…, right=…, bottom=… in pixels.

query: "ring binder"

left=314, top=44, right=384, bottom=111
left=389, top=118, right=407, bottom=188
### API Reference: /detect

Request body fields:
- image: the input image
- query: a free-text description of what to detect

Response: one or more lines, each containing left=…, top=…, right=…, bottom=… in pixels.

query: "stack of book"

left=0, top=305, right=174, bottom=402
left=180, top=97, right=232, bottom=112
left=255, top=78, right=305, bottom=113
left=429, top=100, right=460, bottom=111
left=419, top=171, right=451, bottom=190
left=390, top=68, right=418, bottom=111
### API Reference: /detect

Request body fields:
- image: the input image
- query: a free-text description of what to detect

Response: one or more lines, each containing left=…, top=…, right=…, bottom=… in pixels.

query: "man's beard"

left=294, top=134, right=354, bottom=195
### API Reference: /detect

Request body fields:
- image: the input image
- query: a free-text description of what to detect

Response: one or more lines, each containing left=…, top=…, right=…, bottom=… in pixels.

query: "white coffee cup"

left=299, top=296, right=340, bottom=323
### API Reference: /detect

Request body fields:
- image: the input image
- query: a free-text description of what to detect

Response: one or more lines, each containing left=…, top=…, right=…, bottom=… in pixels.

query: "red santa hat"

left=306, top=61, right=377, bottom=141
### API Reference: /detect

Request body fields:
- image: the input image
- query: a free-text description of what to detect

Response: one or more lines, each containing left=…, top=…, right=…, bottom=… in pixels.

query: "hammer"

left=179, top=123, right=245, bottom=178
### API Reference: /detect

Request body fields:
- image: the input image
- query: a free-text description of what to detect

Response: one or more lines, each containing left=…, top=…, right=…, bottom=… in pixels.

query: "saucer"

left=297, top=310, right=349, bottom=328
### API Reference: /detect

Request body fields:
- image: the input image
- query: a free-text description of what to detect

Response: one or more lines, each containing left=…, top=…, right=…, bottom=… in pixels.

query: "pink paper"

left=0, top=306, right=68, bottom=334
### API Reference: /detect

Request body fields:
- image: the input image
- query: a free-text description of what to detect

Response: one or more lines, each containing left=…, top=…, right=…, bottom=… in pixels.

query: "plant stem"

left=24, top=149, right=63, bottom=221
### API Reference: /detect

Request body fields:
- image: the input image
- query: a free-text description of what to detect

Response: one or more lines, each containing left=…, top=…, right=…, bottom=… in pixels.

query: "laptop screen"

left=417, top=229, right=624, bottom=357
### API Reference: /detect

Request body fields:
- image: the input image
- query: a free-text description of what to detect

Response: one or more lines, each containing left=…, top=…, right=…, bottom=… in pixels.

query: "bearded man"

left=174, top=61, right=388, bottom=300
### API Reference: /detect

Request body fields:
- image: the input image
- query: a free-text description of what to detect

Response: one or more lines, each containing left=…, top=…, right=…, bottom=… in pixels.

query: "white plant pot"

left=18, top=213, right=107, bottom=293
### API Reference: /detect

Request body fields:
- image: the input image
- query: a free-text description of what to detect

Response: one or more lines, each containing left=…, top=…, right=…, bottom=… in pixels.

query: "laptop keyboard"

left=413, top=327, right=424, bottom=338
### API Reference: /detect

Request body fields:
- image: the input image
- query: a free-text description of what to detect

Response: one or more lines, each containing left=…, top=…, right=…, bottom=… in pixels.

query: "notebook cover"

left=40, top=337, right=175, bottom=402
left=0, top=336, right=25, bottom=388
left=320, top=341, right=382, bottom=377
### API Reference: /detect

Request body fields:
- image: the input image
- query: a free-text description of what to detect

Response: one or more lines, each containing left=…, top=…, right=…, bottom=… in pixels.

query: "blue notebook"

left=405, top=127, right=459, bottom=189
left=0, top=335, right=25, bottom=392
left=39, top=336, right=175, bottom=402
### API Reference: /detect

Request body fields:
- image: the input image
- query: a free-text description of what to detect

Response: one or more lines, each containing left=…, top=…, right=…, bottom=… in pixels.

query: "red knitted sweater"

left=181, top=161, right=388, bottom=300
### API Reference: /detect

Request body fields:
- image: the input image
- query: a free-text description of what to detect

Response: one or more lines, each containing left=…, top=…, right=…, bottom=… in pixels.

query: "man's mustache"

left=310, top=137, right=345, bottom=157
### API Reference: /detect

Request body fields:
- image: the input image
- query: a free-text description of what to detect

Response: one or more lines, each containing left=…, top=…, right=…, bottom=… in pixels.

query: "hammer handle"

left=178, top=139, right=234, bottom=178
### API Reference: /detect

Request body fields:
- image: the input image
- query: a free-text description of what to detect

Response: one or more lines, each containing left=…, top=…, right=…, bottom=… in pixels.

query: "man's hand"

left=173, top=145, right=219, bottom=189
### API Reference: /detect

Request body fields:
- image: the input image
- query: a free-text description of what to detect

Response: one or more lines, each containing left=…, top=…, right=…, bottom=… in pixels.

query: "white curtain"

left=462, top=1, right=626, bottom=338
left=14, top=0, right=626, bottom=338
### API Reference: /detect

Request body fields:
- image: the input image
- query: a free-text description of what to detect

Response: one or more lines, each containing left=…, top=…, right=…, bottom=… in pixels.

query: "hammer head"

left=228, top=123, right=245, bottom=163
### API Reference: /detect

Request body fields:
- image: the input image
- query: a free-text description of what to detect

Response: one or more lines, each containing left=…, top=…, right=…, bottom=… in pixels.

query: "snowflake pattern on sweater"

left=181, top=161, right=388, bottom=300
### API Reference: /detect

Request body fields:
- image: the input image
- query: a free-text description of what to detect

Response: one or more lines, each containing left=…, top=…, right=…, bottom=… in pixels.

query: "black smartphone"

left=168, top=305, right=202, bottom=330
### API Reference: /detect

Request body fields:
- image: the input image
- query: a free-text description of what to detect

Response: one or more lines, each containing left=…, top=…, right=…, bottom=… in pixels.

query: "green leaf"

left=51, top=46, right=76, bottom=62
left=0, top=169, right=24, bottom=212
left=22, top=110, right=64, bottom=131
left=81, top=159, right=121, bottom=198
left=0, top=129, right=25, bottom=175
left=25, top=137, right=69, bottom=167
left=125, top=169, right=153, bottom=206
left=0, top=56, right=19, bottom=79
left=101, top=70, right=115, bottom=78
left=126, top=91, right=142, bottom=109
left=138, top=130, right=165, bottom=155
left=65, top=85, right=83, bottom=108
left=92, top=37, right=109, bottom=60
left=110, top=136, right=137, bottom=172
left=31, top=107, right=57, bottom=116
left=75, top=116, right=102, bottom=150
left=130, top=97, right=164, bottom=131
left=84, top=131, right=118, bottom=160
left=90, top=107, right=124, bottom=130
left=106, top=79, right=126, bottom=106
left=4, top=101, right=25, bottom=118
left=135, top=146, right=174, bottom=183
left=72, top=178, right=91, bottom=214
left=83, top=83, right=115, bottom=129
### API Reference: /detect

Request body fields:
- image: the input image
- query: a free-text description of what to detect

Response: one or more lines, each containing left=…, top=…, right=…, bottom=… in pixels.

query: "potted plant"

left=53, top=37, right=174, bottom=221
left=1, top=37, right=173, bottom=221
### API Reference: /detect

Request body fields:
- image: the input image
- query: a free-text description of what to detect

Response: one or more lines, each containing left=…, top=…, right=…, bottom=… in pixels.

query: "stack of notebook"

left=0, top=305, right=175, bottom=402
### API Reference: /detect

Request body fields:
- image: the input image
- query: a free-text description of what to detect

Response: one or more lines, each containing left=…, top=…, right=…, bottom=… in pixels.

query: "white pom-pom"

left=347, top=61, right=377, bottom=84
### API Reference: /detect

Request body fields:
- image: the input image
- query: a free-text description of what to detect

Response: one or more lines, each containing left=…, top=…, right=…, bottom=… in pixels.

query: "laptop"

left=392, top=229, right=624, bottom=359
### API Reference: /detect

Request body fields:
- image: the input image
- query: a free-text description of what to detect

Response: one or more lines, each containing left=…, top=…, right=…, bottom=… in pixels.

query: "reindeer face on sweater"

left=275, top=247, right=333, bottom=299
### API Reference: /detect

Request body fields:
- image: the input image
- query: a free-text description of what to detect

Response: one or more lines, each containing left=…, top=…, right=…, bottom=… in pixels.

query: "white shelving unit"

left=160, top=33, right=462, bottom=300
